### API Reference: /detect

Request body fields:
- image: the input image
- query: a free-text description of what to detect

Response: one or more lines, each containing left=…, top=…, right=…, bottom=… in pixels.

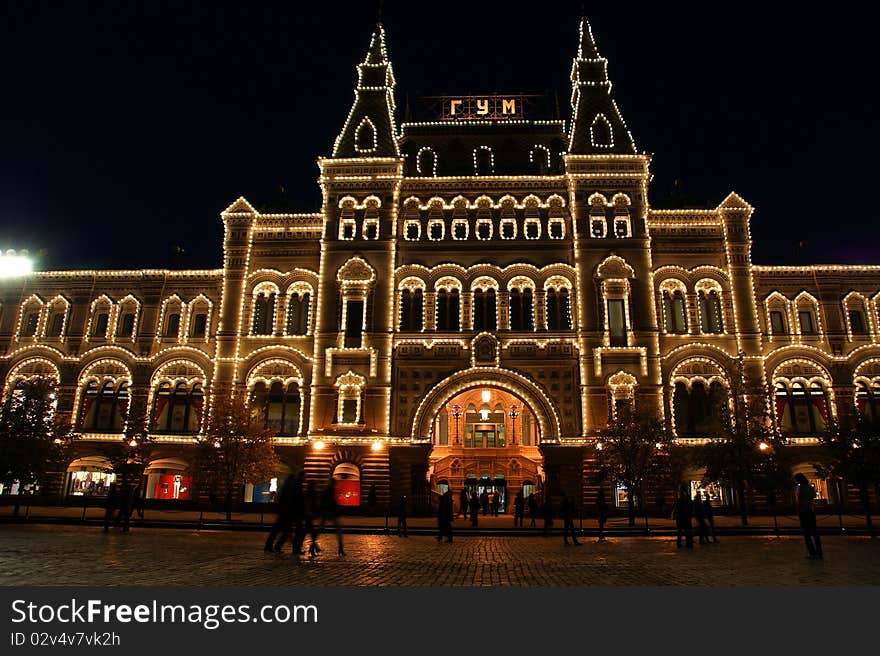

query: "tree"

left=597, top=406, right=670, bottom=527
left=191, top=393, right=278, bottom=520
left=697, top=358, right=777, bottom=527
left=817, top=416, right=880, bottom=531
left=0, top=378, right=71, bottom=513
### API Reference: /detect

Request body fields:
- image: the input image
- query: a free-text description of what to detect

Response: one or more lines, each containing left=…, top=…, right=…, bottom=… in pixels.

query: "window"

left=614, top=217, right=630, bottom=238
left=164, top=313, right=180, bottom=338
left=608, top=299, right=627, bottom=347
left=776, top=382, right=828, bottom=435
left=673, top=380, right=726, bottom=437
left=769, top=310, right=786, bottom=335
left=345, top=300, right=364, bottom=347
left=474, top=147, right=493, bottom=175
left=856, top=380, right=880, bottom=425
left=428, top=220, right=444, bottom=241
left=662, top=291, right=688, bottom=334
left=153, top=382, right=204, bottom=434
left=699, top=290, right=724, bottom=334
left=548, top=219, right=564, bottom=239
left=399, top=288, right=424, bottom=332
left=252, top=293, right=276, bottom=335
left=849, top=309, right=867, bottom=336
left=341, top=220, right=355, bottom=240
left=23, top=312, right=39, bottom=337
left=94, top=313, right=109, bottom=337
left=452, top=220, right=468, bottom=240
left=524, top=219, right=540, bottom=240
left=509, top=288, right=534, bottom=331
left=591, top=217, right=606, bottom=238
left=190, top=313, right=208, bottom=338
left=404, top=221, right=420, bottom=241
left=473, top=288, right=497, bottom=332
left=286, top=293, right=310, bottom=335
left=500, top=219, right=516, bottom=239
left=117, top=313, right=135, bottom=338
left=251, top=381, right=301, bottom=436
left=798, top=310, right=816, bottom=335
left=476, top=219, right=492, bottom=240
left=48, top=312, right=65, bottom=337
left=79, top=381, right=128, bottom=432
left=546, top=288, right=571, bottom=330
left=436, top=289, right=460, bottom=331
left=341, top=399, right=358, bottom=423
left=363, top=219, right=378, bottom=240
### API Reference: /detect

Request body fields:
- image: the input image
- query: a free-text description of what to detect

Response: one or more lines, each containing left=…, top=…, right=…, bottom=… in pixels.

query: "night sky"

left=1, top=1, right=876, bottom=270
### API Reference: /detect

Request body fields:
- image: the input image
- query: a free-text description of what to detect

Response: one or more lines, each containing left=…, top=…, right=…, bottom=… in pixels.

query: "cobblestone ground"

left=1, top=525, right=878, bottom=586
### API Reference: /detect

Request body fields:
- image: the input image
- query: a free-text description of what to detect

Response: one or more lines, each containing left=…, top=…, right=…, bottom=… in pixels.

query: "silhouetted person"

left=703, top=492, right=718, bottom=543
left=459, top=488, right=469, bottom=519
left=693, top=491, right=709, bottom=544
left=130, top=483, right=144, bottom=520
left=542, top=496, right=554, bottom=536
left=513, top=490, right=525, bottom=527
left=103, top=483, right=119, bottom=532
left=397, top=495, right=408, bottom=537
left=673, top=485, right=693, bottom=548
left=528, top=493, right=538, bottom=527
left=491, top=490, right=500, bottom=516
left=116, top=484, right=132, bottom=532
left=304, top=480, right=320, bottom=557
left=480, top=489, right=489, bottom=515
left=469, top=493, right=480, bottom=527
left=265, top=473, right=296, bottom=552
left=273, top=472, right=305, bottom=556
left=437, top=490, right=453, bottom=542
left=560, top=492, right=580, bottom=545
left=596, top=487, right=608, bottom=541
left=795, top=473, right=822, bottom=559
left=318, top=478, right=345, bottom=556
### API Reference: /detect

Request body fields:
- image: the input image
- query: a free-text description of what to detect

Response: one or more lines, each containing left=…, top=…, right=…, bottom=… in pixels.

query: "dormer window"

left=404, top=221, right=421, bottom=241
left=452, top=219, right=468, bottom=240
left=591, top=217, right=606, bottom=238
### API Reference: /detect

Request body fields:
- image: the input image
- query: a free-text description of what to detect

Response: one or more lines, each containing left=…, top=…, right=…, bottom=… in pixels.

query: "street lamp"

left=508, top=404, right=520, bottom=445
left=449, top=404, right=462, bottom=445
left=0, top=250, right=33, bottom=278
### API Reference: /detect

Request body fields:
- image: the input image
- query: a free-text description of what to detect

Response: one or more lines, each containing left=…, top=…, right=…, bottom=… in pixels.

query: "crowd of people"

left=101, top=481, right=144, bottom=533
left=263, top=472, right=345, bottom=559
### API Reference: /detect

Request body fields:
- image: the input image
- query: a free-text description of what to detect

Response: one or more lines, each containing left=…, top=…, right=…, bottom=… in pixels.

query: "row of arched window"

left=402, top=216, right=567, bottom=242
left=660, top=288, right=724, bottom=334
left=251, top=291, right=311, bottom=336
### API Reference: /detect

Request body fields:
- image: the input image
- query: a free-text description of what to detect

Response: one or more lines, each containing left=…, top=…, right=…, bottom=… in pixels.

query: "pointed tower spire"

left=567, top=14, right=636, bottom=154
left=332, top=23, right=399, bottom=158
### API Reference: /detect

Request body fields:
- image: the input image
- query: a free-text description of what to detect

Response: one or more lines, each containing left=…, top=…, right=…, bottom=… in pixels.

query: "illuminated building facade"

left=2, top=16, right=879, bottom=509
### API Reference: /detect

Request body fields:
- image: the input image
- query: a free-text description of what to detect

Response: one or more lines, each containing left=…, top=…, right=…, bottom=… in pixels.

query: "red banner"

left=334, top=480, right=360, bottom=507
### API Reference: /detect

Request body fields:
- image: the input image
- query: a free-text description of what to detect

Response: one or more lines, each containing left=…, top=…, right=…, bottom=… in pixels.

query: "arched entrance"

left=427, top=385, right=545, bottom=515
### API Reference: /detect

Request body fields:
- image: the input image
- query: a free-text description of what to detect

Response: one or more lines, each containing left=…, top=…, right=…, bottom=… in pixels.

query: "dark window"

left=400, top=289, right=424, bottom=332
left=663, top=291, right=687, bottom=334
left=345, top=300, right=364, bottom=347
left=80, top=381, right=128, bottom=432
left=342, top=222, right=355, bottom=240
left=356, top=121, right=375, bottom=152
left=191, top=313, right=208, bottom=338
left=165, top=313, right=180, bottom=338
left=429, top=222, right=443, bottom=240
left=252, top=294, right=276, bottom=335
left=477, top=221, right=491, bottom=240
left=453, top=222, right=467, bottom=239
left=608, top=299, right=627, bottom=346
left=509, top=288, right=534, bottom=331
left=251, top=381, right=301, bottom=436
left=24, top=312, right=39, bottom=336
left=118, top=313, right=135, bottom=337
left=418, top=149, right=436, bottom=175
left=769, top=310, right=786, bottom=334
left=525, top=222, right=539, bottom=239
left=549, top=221, right=563, bottom=239
left=546, top=289, right=572, bottom=330
left=798, top=310, right=816, bottom=334
left=700, top=291, right=723, bottom=334
left=473, top=289, right=497, bottom=332
left=365, top=222, right=378, bottom=240
left=406, top=223, right=420, bottom=240
left=614, top=218, right=628, bottom=237
left=341, top=398, right=359, bottom=423
left=49, top=312, right=65, bottom=337
left=153, top=382, right=203, bottom=434
left=286, top=293, right=310, bottom=335
left=501, top=221, right=515, bottom=239
left=849, top=309, right=867, bottom=335
left=436, top=289, right=460, bottom=331
left=94, top=313, right=109, bottom=337
left=591, top=218, right=605, bottom=238
left=475, top=148, right=492, bottom=175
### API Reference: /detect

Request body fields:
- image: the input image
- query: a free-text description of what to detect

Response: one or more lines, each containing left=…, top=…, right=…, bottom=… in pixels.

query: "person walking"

left=480, top=489, right=489, bottom=515
left=703, top=491, right=718, bottom=543
left=596, top=487, right=608, bottom=541
left=491, top=490, right=500, bottom=517
left=102, top=483, right=119, bottom=532
left=437, top=490, right=453, bottom=542
left=459, top=488, right=469, bottom=520
left=673, top=485, right=694, bottom=549
left=265, top=473, right=296, bottom=553
left=513, top=490, right=525, bottom=527
left=527, top=493, right=538, bottom=528
left=795, top=473, right=823, bottom=559
left=560, top=492, right=581, bottom=546
left=318, top=478, right=345, bottom=556
left=693, top=490, right=709, bottom=544
left=397, top=494, right=408, bottom=537
left=469, top=492, right=480, bottom=527
left=304, top=480, right=321, bottom=558
left=130, top=482, right=144, bottom=522
left=116, top=484, right=132, bottom=532
left=273, top=472, right=306, bottom=557
left=541, top=495, right=554, bottom=537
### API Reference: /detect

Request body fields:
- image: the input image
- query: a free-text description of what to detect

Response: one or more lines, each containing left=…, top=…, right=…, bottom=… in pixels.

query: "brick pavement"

left=1, top=525, right=878, bottom=586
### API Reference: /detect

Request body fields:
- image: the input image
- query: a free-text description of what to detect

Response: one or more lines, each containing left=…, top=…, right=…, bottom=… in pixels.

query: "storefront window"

left=689, top=480, right=727, bottom=505
left=68, top=470, right=116, bottom=497
left=333, top=463, right=361, bottom=507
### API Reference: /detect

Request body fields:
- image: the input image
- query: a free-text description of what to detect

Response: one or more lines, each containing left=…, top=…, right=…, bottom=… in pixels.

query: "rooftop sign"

left=418, top=95, right=527, bottom=121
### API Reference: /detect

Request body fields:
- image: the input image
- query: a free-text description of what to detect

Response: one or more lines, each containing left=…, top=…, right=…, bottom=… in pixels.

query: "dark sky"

left=1, top=1, right=876, bottom=270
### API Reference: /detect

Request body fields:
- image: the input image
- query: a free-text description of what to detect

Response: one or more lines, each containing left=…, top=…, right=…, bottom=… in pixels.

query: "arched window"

left=673, top=380, right=726, bottom=436
left=417, top=148, right=437, bottom=176
left=856, top=380, right=880, bottom=425
left=546, top=288, right=572, bottom=330
left=251, top=381, right=301, bottom=436
left=776, top=381, right=828, bottom=435
left=252, top=291, right=276, bottom=335
left=153, top=382, right=203, bottom=434
left=286, top=292, right=310, bottom=335
left=699, top=289, right=724, bottom=333
left=591, top=114, right=613, bottom=148
left=473, top=288, right=497, bottom=332
left=80, top=381, right=128, bottom=432
left=662, top=290, right=688, bottom=334
left=474, top=147, right=493, bottom=175
left=673, top=382, right=691, bottom=435
left=355, top=118, right=376, bottom=153
left=436, top=288, right=460, bottom=331
left=509, top=288, right=534, bottom=331
left=399, top=288, right=424, bottom=332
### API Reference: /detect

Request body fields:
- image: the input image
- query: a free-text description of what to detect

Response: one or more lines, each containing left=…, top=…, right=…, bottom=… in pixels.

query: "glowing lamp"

left=313, top=439, right=326, bottom=451
left=0, top=251, right=33, bottom=278
left=758, top=442, right=769, bottom=451
left=481, top=390, right=491, bottom=403
left=371, top=440, right=383, bottom=452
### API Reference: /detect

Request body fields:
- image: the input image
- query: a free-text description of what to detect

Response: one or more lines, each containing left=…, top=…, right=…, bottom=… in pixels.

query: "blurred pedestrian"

left=265, top=473, right=296, bottom=553
left=397, top=494, right=408, bottom=537
left=480, top=489, right=489, bottom=515
left=560, top=492, right=580, bottom=546
left=673, top=485, right=693, bottom=549
left=304, top=480, right=320, bottom=558
left=693, top=491, right=709, bottom=544
left=437, top=490, right=453, bottom=542
left=703, top=491, right=718, bottom=543
left=469, top=493, right=480, bottom=527
left=318, top=478, right=345, bottom=556
left=491, top=490, right=500, bottom=517
left=459, top=488, right=469, bottom=519
left=795, top=473, right=822, bottom=559
left=102, top=483, right=119, bottom=532
left=596, top=487, right=608, bottom=541
left=528, top=493, right=538, bottom=527
left=116, top=484, right=132, bottom=532
left=131, top=482, right=145, bottom=520
left=273, top=472, right=305, bottom=557
left=513, top=490, right=525, bottom=527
